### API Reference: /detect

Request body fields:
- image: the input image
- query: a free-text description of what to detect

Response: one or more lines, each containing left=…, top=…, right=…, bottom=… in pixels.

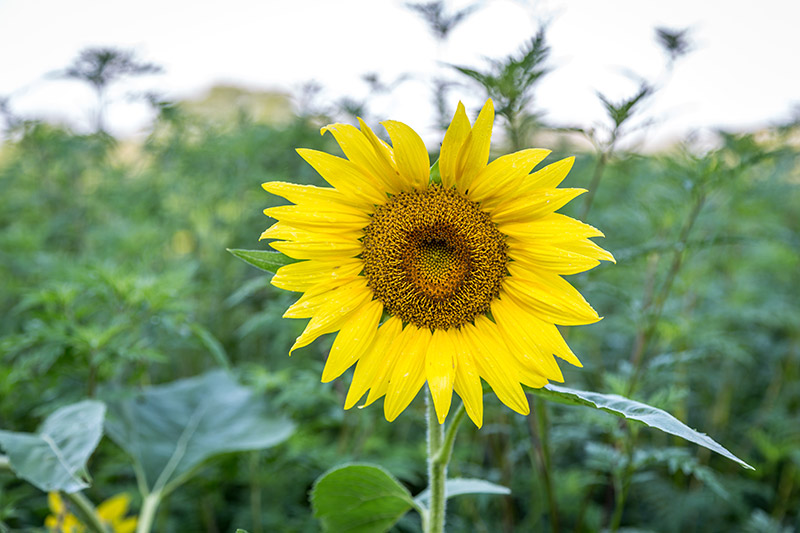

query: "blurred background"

left=1, top=0, right=798, bottom=532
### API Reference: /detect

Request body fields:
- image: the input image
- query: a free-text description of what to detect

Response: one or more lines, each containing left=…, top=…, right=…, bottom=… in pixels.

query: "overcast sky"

left=1, top=0, right=798, bottom=147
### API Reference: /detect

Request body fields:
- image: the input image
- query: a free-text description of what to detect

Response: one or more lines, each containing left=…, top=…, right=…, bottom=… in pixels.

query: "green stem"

left=533, top=399, right=559, bottom=533
left=425, top=397, right=467, bottom=533
left=579, top=148, right=611, bottom=221
left=250, top=452, right=263, bottom=533
left=136, top=491, right=162, bottom=533
left=426, top=396, right=446, bottom=533
left=65, top=492, right=111, bottom=533
left=627, top=191, right=706, bottom=395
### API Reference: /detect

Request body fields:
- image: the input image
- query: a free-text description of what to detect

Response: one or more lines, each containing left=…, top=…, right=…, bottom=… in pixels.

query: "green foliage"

left=452, top=29, right=550, bottom=148
left=311, top=464, right=417, bottom=533
left=105, top=371, right=295, bottom=495
left=414, top=478, right=510, bottom=506
left=0, top=401, right=105, bottom=492
left=1, top=43, right=798, bottom=532
left=532, top=384, right=752, bottom=469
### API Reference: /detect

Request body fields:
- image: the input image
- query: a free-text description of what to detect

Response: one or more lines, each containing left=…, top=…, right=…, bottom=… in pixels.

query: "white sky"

left=0, top=0, right=798, bottom=148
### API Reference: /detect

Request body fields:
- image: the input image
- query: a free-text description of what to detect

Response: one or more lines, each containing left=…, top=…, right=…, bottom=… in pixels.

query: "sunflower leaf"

left=414, top=478, right=511, bottom=506
left=311, top=463, right=420, bottom=533
left=531, top=384, right=753, bottom=470
left=227, top=248, right=298, bottom=273
left=0, top=400, right=106, bottom=493
left=104, top=370, right=295, bottom=495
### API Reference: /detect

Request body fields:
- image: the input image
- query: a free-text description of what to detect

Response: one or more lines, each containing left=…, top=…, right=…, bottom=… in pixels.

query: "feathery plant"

left=54, top=47, right=162, bottom=133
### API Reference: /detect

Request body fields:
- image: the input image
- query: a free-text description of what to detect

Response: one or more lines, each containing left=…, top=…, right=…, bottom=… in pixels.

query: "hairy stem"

left=425, top=397, right=467, bottom=533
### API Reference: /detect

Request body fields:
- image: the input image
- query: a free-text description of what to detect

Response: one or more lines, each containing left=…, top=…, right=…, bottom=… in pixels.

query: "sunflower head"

left=261, top=99, right=614, bottom=427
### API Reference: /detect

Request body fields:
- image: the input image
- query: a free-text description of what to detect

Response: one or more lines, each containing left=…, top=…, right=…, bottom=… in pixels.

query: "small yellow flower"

left=261, top=99, right=614, bottom=427
left=46, top=492, right=137, bottom=533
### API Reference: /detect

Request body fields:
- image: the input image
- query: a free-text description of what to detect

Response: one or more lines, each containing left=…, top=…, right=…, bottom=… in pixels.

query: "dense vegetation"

left=1, top=15, right=798, bottom=533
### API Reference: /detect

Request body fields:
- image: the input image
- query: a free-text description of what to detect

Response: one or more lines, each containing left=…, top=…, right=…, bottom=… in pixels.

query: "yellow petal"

left=451, top=328, right=484, bottom=428
left=382, top=120, right=430, bottom=190
left=473, top=313, right=548, bottom=388
left=364, top=319, right=416, bottom=407
left=356, top=118, right=404, bottom=193
left=269, top=237, right=362, bottom=261
left=320, top=122, right=400, bottom=194
left=439, top=102, right=471, bottom=190
left=260, top=221, right=362, bottom=242
left=271, top=259, right=363, bottom=292
left=383, top=325, right=431, bottom=421
left=97, top=494, right=130, bottom=521
left=288, top=280, right=372, bottom=353
left=426, top=329, right=457, bottom=424
left=296, top=148, right=386, bottom=207
left=491, top=296, right=564, bottom=381
left=501, top=213, right=605, bottom=242
left=345, top=316, right=403, bottom=409
left=560, top=239, right=616, bottom=264
left=264, top=204, right=370, bottom=233
left=455, top=99, right=494, bottom=194
left=48, top=492, right=65, bottom=515
left=508, top=245, right=602, bottom=276
left=493, top=298, right=582, bottom=368
left=462, top=318, right=530, bottom=415
left=489, top=188, right=587, bottom=224
left=321, top=299, right=383, bottom=383
left=116, top=517, right=138, bottom=533
left=468, top=149, right=551, bottom=206
left=518, top=156, right=575, bottom=192
left=503, top=267, right=601, bottom=326
left=262, top=181, right=357, bottom=210
left=284, top=276, right=363, bottom=318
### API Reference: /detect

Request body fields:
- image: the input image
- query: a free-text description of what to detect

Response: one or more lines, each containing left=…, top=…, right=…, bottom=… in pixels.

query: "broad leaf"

left=532, top=384, right=753, bottom=470
left=0, top=400, right=105, bottom=493
left=228, top=248, right=298, bottom=273
left=311, top=464, right=418, bottom=533
left=104, top=370, right=295, bottom=494
left=414, top=478, right=511, bottom=506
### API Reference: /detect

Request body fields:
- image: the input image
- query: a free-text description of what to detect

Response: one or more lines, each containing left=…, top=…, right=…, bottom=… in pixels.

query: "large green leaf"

left=414, top=478, right=511, bottom=506
left=104, top=370, right=295, bottom=494
left=311, top=464, right=419, bottom=533
left=227, top=248, right=298, bottom=273
left=0, top=400, right=105, bottom=493
left=532, top=384, right=754, bottom=470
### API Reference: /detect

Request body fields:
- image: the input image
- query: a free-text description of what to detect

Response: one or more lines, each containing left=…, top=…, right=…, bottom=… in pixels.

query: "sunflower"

left=260, top=99, right=614, bottom=427
left=45, top=492, right=137, bottom=533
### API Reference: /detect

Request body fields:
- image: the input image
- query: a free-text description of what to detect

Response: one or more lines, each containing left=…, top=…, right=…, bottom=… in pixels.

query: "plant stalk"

left=136, top=491, right=162, bottom=533
left=579, top=149, right=610, bottom=221
left=532, top=398, right=560, bottom=533
left=66, top=491, right=112, bottom=533
left=425, top=396, right=466, bottom=533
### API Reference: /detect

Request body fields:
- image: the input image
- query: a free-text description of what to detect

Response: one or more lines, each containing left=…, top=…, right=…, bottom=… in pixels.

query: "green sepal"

left=227, top=248, right=299, bottom=273
left=429, top=158, right=441, bottom=185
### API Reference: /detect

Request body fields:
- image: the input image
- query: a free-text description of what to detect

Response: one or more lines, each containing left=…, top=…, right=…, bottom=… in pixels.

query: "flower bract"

left=261, top=99, right=614, bottom=427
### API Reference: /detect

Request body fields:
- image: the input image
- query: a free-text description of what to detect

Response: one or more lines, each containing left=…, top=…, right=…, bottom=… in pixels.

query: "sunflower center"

left=362, top=185, right=508, bottom=330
